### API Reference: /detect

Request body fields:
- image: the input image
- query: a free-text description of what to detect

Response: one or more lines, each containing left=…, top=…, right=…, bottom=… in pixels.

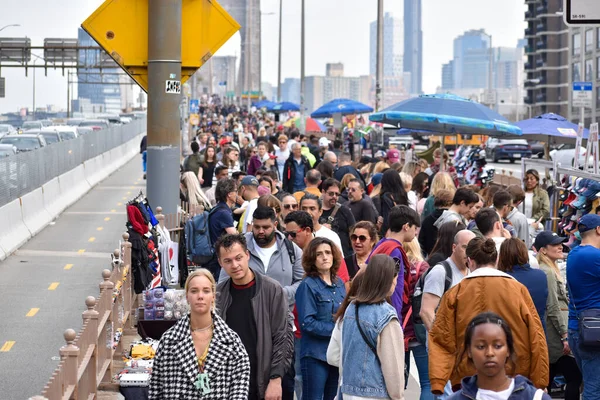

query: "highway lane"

left=0, top=155, right=144, bottom=399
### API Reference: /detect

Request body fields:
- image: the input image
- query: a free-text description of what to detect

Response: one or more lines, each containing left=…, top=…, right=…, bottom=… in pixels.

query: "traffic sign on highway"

left=572, top=81, right=593, bottom=108
left=564, top=0, right=600, bottom=25
left=81, top=0, right=240, bottom=92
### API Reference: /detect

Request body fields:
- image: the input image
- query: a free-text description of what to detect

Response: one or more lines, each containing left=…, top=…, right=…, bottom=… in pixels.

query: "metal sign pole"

left=147, top=0, right=182, bottom=215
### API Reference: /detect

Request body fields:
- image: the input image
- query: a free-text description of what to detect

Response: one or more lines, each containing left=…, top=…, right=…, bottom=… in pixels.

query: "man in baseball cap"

left=386, top=149, right=400, bottom=164
left=566, top=212, right=600, bottom=398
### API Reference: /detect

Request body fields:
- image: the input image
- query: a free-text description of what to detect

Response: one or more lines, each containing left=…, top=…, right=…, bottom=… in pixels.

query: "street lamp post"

left=0, top=24, right=20, bottom=32
left=375, top=0, right=383, bottom=111
left=300, top=0, right=305, bottom=132
left=32, top=59, right=37, bottom=119
left=277, top=0, right=283, bottom=102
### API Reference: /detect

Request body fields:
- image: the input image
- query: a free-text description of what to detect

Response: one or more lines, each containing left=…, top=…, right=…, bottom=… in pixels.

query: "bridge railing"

left=31, top=232, right=137, bottom=400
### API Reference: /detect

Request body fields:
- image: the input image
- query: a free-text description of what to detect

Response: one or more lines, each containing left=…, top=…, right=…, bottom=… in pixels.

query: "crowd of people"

left=147, top=102, right=600, bottom=400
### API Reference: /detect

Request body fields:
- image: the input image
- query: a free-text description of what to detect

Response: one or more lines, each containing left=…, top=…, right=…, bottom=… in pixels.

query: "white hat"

left=318, top=137, right=331, bottom=147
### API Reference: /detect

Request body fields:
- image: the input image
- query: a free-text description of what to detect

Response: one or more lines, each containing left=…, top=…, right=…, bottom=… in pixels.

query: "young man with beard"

left=216, top=234, right=294, bottom=400
left=319, top=179, right=355, bottom=258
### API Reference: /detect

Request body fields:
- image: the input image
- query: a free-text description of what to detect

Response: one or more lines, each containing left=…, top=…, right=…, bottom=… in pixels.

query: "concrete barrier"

left=21, top=188, right=53, bottom=236
left=0, top=132, right=145, bottom=260
left=42, top=177, right=64, bottom=217
left=59, top=165, right=92, bottom=207
left=0, top=198, right=31, bottom=258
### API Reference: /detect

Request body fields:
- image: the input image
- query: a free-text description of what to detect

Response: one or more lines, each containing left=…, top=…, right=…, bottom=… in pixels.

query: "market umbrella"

left=310, top=98, right=374, bottom=118
left=515, top=113, right=589, bottom=144
left=270, top=101, right=301, bottom=113
left=283, top=116, right=326, bottom=132
left=254, top=100, right=277, bottom=109
left=369, top=93, right=522, bottom=136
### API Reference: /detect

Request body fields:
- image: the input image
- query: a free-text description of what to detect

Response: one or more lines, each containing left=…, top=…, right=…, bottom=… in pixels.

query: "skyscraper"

left=441, top=61, right=454, bottom=90
left=369, top=12, right=403, bottom=78
left=453, top=30, right=491, bottom=90
left=404, top=0, right=423, bottom=95
left=76, top=28, right=122, bottom=114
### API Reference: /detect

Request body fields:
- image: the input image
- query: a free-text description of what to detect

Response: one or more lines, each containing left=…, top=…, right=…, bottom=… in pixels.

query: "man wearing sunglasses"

left=320, top=179, right=355, bottom=258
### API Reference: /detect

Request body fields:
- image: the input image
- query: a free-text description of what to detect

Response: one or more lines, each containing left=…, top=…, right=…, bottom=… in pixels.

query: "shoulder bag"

left=568, top=281, right=600, bottom=348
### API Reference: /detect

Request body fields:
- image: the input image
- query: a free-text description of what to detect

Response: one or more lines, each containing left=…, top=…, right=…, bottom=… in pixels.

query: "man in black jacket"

left=281, top=143, right=311, bottom=193
left=333, top=151, right=366, bottom=188
left=418, top=189, right=454, bottom=256
left=319, top=179, right=356, bottom=257
left=216, top=234, right=294, bottom=400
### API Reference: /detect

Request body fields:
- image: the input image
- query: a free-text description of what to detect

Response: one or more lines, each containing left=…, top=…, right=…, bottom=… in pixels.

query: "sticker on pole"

left=165, top=80, right=181, bottom=94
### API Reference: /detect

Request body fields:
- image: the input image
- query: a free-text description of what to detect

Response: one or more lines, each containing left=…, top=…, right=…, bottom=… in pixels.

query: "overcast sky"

left=0, top=0, right=526, bottom=114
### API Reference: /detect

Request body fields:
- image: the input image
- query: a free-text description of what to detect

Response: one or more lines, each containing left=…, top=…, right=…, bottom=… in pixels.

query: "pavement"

left=0, top=155, right=145, bottom=400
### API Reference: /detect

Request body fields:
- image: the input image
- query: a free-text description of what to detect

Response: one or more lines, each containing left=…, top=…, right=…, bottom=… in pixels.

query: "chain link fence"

left=0, top=119, right=146, bottom=207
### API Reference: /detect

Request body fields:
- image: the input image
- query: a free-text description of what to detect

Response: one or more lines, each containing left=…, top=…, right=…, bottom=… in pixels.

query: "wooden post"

left=122, top=232, right=136, bottom=333
left=156, top=206, right=164, bottom=229
left=99, top=269, right=114, bottom=385
left=82, top=296, right=99, bottom=396
left=59, top=329, right=80, bottom=394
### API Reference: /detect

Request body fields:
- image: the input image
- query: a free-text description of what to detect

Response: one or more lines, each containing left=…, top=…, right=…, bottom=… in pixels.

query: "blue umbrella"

left=311, top=98, right=374, bottom=118
left=369, top=93, right=522, bottom=137
left=270, top=101, right=301, bottom=113
left=515, top=113, right=589, bottom=144
left=254, top=100, right=277, bottom=109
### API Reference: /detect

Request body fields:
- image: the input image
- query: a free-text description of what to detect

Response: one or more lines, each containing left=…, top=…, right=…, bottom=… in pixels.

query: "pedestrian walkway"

left=0, top=155, right=144, bottom=399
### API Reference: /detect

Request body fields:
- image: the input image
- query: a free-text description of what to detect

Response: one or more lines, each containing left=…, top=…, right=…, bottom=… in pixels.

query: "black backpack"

left=411, top=261, right=453, bottom=325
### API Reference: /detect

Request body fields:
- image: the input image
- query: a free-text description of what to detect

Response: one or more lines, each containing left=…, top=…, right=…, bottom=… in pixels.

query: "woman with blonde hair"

left=402, top=161, right=421, bottom=178
left=400, top=172, right=415, bottom=210
left=401, top=237, right=433, bottom=400
left=339, top=173, right=356, bottom=203
left=421, top=171, right=456, bottom=219
left=373, top=160, right=390, bottom=174
left=149, top=269, right=250, bottom=398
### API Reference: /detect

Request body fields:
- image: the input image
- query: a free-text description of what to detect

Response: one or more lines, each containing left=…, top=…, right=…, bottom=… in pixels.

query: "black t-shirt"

left=226, top=280, right=259, bottom=400
left=320, top=205, right=356, bottom=258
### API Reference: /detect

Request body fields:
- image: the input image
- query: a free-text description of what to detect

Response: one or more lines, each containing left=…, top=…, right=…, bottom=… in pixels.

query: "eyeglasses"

left=326, top=192, right=340, bottom=197
left=283, top=204, right=298, bottom=210
left=348, top=187, right=360, bottom=192
left=285, top=231, right=299, bottom=238
left=351, top=234, right=369, bottom=242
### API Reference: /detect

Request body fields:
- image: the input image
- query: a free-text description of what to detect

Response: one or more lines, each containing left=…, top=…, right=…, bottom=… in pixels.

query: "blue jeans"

left=142, top=151, right=147, bottom=173
left=295, top=337, right=302, bottom=400
left=300, top=356, right=338, bottom=400
left=569, top=328, right=600, bottom=400
left=405, top=344, right=434, bottom=400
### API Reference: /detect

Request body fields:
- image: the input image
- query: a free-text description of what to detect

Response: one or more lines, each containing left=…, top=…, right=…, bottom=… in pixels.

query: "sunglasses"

left=351, top=234, right=369, bottom=242
left=285, top=231, right=299, bottom=238
left=283, top=204, right=298, bottom=210
left=326, top=191, right=340, bottom=197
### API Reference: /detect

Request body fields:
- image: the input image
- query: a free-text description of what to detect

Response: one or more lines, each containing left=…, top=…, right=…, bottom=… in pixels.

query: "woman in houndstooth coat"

left=149, top=269, right=250, bottom=399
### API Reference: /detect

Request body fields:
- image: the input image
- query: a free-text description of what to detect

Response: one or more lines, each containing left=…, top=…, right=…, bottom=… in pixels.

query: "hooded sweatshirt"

left=419, top=208, right=446, bottom=256
left=507, top=207, right=531, bottom=249
left=433, top=209, right=465, bottom=229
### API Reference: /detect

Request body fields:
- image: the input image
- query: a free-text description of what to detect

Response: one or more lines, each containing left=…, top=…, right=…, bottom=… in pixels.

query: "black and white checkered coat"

left=148, top=312, right=250, bottom=399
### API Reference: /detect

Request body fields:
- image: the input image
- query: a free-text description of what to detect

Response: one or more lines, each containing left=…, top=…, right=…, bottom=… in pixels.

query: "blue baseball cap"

left=371, top=173, right=383, bottom=186
left=582, top=181, right=600, bottom=198
left=240, top=176, right=259, bottom=187
left=578, top=214, right=600, bottom=234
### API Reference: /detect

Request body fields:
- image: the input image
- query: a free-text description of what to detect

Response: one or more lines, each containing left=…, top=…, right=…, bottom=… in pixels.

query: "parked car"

left=0, top=134, right=47, bottom=152
left=486, top=138, right=532, bottom=163
left=0, top=124, right=17, bottom=138
left=21, top=121, right=44, bottom=131
left=0, top=144, right=17, bottom=157
left=65, top=118, right=85, bottom=126
left=44, top=126, right=79, bottom=141
left=79, top=119, right=110, bottom=130
left=39, top=130, right=62, bottom=145
left=529, top=141, right=545, bottom=158
left=550, top=143, right=593, bottom=167
left=76, top=127, right=94, bottom=136
left=38, top=119, right=54, bottom=127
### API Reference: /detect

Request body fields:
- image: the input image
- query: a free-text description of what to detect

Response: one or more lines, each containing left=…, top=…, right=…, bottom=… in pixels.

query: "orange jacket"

left=428, top=267, right=549, bottom=393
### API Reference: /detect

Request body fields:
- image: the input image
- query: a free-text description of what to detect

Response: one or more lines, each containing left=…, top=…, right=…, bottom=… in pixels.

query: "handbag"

left=355, top=304, right=378, bottom=355
left=568, top=281, right=600, bottom=348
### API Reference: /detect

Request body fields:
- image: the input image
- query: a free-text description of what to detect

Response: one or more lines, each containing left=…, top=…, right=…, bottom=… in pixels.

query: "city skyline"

left=0, top=0, right=527, bottom=113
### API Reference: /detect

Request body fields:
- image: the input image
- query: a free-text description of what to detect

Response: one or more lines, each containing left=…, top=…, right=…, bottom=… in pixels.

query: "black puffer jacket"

left=418, top=208, right=446, bottom=257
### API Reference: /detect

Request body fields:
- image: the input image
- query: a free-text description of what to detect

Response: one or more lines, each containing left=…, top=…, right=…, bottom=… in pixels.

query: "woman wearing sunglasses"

left=344, top=221, right=379, bottom=279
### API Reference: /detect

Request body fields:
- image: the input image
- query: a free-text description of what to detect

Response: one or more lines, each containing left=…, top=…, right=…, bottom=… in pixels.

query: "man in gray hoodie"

left=433, top=187, right=480, bottom=229
left=506, top=184, right=531, bottom=248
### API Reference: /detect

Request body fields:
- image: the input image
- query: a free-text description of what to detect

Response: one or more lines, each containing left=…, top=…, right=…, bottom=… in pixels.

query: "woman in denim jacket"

left=296, top=237, right=347, bottom=400
left=448, top=312, right=550, bottom=400
left=327, top=254, right=405, bottom=400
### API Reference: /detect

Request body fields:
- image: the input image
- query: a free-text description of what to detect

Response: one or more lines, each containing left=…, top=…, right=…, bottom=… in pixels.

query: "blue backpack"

left=185, top=207, right=218, bottom=265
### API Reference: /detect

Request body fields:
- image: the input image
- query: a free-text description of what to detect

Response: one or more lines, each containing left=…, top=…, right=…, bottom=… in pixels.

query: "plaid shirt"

left=149, top=313, right=250, bottom=399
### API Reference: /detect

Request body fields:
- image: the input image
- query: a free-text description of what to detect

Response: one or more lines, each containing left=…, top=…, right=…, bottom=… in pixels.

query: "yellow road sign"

left=81, top=0, right=240, bottom=92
